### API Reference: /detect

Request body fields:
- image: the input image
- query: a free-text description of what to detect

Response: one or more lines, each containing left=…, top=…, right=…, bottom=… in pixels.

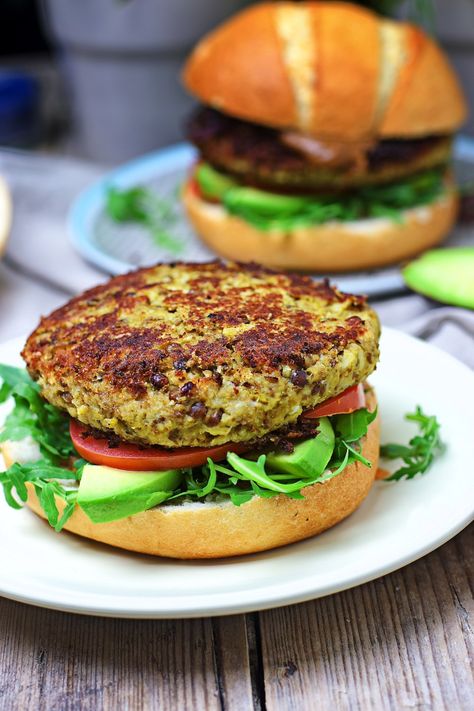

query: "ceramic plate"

left=69, top=136, right=474, bottom=298
left=0, top=328, right=473, bottom=618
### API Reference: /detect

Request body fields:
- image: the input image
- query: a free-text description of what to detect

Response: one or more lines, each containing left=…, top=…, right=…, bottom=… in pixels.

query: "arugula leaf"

left=0, top=364, right=35, bottom=403
left=0, top=459, right=84, bottom=531
left=105, top=186, right=184, bottom=255
left=380, top=407, right=444, bottom=480
left=328, top=407, right=377, bottom=473
left=333, top=407, right=378, bottom=443
left=215, top=487, right=254, bottom=506
left=0, top=366, right=75, bottom=465
left=226, top=453, right=310, bottom=494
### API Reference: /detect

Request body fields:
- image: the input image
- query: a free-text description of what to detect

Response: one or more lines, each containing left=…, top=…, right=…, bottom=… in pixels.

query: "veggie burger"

left=182, top=2, right=467, bottom=272
left=0, top=262, right=381, bottom=558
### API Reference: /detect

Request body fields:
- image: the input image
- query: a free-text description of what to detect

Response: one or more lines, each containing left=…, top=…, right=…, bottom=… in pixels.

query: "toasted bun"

left=183, top=179, right=458, bottom=272
left=0, top=175, right=11, bottom=257
left=183, top=2, right=467, bottom=140
left=1, top=393, right=379, bottom=558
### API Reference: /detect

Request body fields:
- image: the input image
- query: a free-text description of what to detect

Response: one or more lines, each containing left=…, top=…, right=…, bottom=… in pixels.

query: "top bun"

left=183, top=2, right=467, bottom=141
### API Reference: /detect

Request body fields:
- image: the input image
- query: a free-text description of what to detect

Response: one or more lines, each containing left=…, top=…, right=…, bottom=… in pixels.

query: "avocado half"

left=403, top=247, right=474, bottom=309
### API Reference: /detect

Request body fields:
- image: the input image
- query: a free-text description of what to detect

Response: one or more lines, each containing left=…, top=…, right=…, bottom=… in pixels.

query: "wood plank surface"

left=259, top=523, right=473, bottom=711
left=0, top=609, right=222, bottom=711
left=0, top=524, right=472, bottom=711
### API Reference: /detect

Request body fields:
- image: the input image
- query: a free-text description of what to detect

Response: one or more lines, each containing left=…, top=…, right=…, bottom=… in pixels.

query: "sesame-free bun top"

left=183, top=2, right=467, bottom=141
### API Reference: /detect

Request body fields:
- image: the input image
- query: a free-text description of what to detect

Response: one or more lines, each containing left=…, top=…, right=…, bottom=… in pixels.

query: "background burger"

left=0, top=262, right=380, bottom=558
left=182, top=2, right=467, bottom=272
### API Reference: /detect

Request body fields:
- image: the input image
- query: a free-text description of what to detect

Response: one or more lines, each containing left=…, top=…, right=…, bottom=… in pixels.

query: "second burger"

left=182, top=1, right=467, bottom=272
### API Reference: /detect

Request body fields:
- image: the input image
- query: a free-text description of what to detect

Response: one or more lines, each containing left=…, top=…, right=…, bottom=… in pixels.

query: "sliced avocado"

left=77, top=464, right=182, bottom=523
left=195, top=163, right=237, bottom=200
left=224, top=186, right=314, bottom=217
left=266, top=417, right=335, bottom=479
left=403, top=247, right=474, bottom=309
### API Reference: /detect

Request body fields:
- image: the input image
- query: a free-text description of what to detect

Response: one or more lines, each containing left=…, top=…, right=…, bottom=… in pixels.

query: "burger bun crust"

left=183, top=2, right=467, bottom=140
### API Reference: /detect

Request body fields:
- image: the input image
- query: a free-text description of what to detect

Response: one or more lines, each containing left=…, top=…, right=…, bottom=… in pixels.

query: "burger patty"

left=188, top=107, right=452, bottom=192
left=23, top=262, right=380, bottom=448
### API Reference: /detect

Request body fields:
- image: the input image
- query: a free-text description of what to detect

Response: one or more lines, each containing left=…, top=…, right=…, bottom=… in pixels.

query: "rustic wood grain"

left=0, top=526, right=471, bottom=711
left=0, top=608, right=222, bottom=711
left=212, top=616, right=255, bottom=711
left=259, top=523, right=473, bottom=711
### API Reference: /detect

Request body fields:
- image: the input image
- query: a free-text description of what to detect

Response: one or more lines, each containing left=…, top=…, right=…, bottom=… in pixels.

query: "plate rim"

left=0, top=328, right=473, bottom=618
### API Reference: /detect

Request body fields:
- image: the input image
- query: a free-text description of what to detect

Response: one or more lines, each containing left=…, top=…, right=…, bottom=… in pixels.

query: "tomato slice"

left=70, top=419, right=249, bottom=471
left=302, top=384, right=366, bottom=419
left=188, top=175, right=203, bottom=199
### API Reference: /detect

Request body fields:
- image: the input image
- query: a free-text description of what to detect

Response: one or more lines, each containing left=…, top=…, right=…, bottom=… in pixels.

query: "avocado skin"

left=266, top=417, right=335, bottom=479
left=403, top=247, right=474, bottom=309
left=77, top=465, right=182, bottom=523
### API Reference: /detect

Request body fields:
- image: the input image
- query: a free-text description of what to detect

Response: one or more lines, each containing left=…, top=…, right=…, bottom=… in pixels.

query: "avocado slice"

left=225, top=186, right=315, bottom=217
left=77, top=464, right=182, bottom=523
left=403, top=247, right=474, bottom=309
left=266, top=417, right=335, bottom=479
left=195, top=162, right=237, bottom=200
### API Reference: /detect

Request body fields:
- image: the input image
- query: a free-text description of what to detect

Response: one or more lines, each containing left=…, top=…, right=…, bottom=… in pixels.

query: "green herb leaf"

left=226, top=453, right=308, bottom=494
left=380, top=406, right=444, bottom=480
left=0, top=460, right=82, bottom=531
left=328, top=407, right=376, bottom=473
left=105, top=186, right=184, bottom=256
left=333, top=407, right=378, bottom=443
left=0, top=365, right=76, bottom=464
left=0, top=364, right=35, bottom=403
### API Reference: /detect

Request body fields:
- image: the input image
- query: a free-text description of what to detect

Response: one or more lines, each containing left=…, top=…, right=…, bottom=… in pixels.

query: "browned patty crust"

left=23, top=262, right=380, bottom=447
left=188, top=107, right=452, bottom=191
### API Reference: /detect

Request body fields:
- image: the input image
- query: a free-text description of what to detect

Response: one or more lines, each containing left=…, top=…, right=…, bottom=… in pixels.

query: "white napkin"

left=1, top=149, right=105, bottom=296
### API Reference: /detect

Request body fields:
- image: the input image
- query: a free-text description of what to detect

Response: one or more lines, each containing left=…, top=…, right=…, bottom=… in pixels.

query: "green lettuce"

left=0, top=364, right=85, bottom=530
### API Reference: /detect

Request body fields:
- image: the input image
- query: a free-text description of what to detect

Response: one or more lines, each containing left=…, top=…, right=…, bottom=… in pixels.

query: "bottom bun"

left=2, top=393, right=379, bottom=559
left=183, top=180, right=458, bottom=272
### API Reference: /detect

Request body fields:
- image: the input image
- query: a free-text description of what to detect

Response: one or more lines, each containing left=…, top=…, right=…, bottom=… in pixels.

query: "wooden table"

left=1, top=523, right=472, bottom=711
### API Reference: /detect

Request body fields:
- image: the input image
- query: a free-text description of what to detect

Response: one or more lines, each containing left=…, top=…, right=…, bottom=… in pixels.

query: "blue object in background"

left=0, top=71, right=41, bottom=148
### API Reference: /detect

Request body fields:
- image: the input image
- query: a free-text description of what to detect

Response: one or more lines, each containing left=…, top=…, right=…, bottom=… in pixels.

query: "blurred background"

left=0, top=0, right=472, bottom=164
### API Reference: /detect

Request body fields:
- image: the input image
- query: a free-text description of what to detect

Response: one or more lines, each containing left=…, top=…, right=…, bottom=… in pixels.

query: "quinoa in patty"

left=22, top=262, right=380, bottom=447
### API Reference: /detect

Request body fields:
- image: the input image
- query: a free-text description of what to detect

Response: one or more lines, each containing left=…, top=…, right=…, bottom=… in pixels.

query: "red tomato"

left=188, top=175, right=202, bottom=199
left=302, top=384, right=366, bottom=419
left=70, top=419, right=249, bottom=471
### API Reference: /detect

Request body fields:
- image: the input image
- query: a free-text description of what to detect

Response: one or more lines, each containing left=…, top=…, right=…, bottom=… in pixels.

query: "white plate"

left=69, top=136, right=474, bottom=298
left=0, top=328, right=473, bottom=618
